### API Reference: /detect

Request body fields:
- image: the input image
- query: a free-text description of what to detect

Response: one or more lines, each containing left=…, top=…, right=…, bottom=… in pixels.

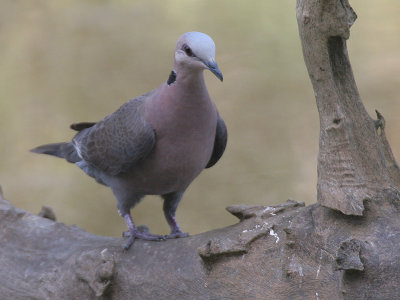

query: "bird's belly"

left=142, top=137, right=213, bottom=193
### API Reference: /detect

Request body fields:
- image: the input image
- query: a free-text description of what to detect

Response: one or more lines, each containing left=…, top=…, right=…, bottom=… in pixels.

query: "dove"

left=31, top=32, right=227, bottom=250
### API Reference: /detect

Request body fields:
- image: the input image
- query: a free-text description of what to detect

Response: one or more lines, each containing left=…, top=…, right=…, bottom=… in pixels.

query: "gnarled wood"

left=297, top=0, right=400, bottom=215
left=2, top=1, right=400, bottom=299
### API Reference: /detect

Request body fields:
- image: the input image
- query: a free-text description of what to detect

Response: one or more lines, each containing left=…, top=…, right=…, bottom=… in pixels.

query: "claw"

left=123, top=236, right=135, bottom=251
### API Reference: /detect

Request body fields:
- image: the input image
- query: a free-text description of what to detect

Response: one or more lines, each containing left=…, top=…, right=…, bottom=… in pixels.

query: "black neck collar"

left=167, top=70, right=177, bottom=85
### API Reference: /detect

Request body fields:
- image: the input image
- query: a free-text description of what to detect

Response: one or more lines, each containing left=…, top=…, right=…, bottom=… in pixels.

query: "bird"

left=31, top=31, right=227, bottom=250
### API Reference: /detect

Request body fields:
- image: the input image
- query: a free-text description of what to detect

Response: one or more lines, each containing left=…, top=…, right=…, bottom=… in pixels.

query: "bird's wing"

left=206, top=113, right=227, bottom=168
left=73, top=93, right=156, bottom=176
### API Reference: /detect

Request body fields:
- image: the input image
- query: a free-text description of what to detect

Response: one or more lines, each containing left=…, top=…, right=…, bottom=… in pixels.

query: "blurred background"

left=0, top=0, right=399, bottom=237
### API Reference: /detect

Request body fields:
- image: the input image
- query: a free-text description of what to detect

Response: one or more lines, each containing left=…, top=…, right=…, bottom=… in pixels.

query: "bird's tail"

left=30, top=142, right=81, bottom=163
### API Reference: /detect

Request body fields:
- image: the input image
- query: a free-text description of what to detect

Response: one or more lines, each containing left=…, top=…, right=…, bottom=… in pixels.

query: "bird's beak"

left=204, top=59, right=223, bottom=82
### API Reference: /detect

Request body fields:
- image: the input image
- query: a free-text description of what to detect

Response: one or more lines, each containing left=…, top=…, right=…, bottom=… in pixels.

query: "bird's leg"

left=122, top=213, right=136, bottom=250
left=164, top=214, right=189, bottom=239
left=122, top=213, right=165, bottom=250
left=162, top=191, right=189, bottom=239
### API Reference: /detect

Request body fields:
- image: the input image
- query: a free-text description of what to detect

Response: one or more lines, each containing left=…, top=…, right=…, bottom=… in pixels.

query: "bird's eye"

left=182, top=44, right=194, bottom=57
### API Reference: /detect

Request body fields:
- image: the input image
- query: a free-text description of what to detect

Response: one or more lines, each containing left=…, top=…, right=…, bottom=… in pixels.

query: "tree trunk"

left=296, top=0, right=400, bottom=216
left=2, top=1, right=400, bottom=299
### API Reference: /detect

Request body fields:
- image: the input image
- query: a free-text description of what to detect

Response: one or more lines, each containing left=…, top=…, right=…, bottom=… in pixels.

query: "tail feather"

left=30, top=142, right=81, bottom=163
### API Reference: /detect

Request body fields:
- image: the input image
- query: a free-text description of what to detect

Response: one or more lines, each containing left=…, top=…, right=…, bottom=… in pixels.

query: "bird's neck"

left=167, top=68, right=210, bottom=103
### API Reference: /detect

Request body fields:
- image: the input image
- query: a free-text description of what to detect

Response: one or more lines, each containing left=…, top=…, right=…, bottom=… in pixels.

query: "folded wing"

left=73, top=94, right=156, bottom=176
left=206, top=113, right=227, bottom=169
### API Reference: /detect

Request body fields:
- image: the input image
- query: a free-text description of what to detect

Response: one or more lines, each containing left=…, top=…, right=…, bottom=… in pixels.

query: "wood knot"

left=38, top=206, right=57, bottom=221
left=333, top=118, right=341, bottom=125
left=75, top=248, right=115, bottom=297
left=198, top=221, right=273, bottom=264
left=335, top=239, right=364, bottom=271
left=374, top=109, right=385, bottom=133
left=226, top=199, right=304, bottom=220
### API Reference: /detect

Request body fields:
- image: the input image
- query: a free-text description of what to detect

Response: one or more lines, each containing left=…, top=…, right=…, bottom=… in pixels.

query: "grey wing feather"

left=73, top=93, right=156, bottom=176
left=206, top=113, right=227, bottom=169
left=70, top=122, right=97, bottom=131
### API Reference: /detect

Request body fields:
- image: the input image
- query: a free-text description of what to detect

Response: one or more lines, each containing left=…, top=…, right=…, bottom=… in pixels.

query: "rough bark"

left=296, top=0, right=400, bottom=215
left=2, top=1, right=400, bottom=299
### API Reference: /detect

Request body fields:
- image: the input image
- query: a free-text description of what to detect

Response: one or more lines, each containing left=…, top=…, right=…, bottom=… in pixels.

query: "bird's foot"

left=123, top=232, right=166, bottom=250
left=122, top=227, right=166, bottom=249
left=123, top=230, right=166, bottom=240
left=165, top=231, right=189, bottom=239
left=122, top=214, right=166, bottom=250
left=123, top=236, right=135, bottom=251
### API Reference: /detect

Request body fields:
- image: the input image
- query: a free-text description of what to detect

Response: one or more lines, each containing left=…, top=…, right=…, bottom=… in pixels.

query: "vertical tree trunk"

left=297, top=0, right=400, bottom=215
left=1, top=1, right=400, bottom=299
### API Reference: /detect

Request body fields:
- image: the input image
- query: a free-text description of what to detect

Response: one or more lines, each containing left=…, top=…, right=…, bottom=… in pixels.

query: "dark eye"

left=182, top=44, right=194, bottom=57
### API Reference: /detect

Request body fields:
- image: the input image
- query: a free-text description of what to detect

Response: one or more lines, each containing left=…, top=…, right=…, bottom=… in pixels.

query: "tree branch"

left=2, top=1, right=400, bottom=299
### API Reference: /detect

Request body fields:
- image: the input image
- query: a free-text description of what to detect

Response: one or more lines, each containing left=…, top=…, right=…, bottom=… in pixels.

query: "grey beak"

left=204, top=60, right=223, bottom=82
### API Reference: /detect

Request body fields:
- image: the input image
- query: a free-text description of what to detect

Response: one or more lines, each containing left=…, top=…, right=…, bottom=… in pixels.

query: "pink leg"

left=122, top=213, right=165, bottom=250
left=164, top=214, right=189, bottom=239
left=162, top=191, right=189, bottom=239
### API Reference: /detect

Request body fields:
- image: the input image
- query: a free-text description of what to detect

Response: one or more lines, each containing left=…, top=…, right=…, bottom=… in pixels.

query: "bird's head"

left=174, top=32, right=223, bottom=81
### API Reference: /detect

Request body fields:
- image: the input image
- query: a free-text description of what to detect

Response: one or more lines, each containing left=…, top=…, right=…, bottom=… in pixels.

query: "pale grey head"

left=174, top=31, right=223, bottom=81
